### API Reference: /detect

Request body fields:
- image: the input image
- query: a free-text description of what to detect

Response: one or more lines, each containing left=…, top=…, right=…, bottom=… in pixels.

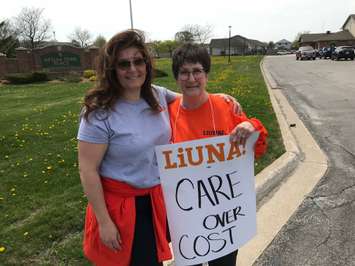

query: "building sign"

left=155, top=133, right=259, bottom=266
left=41, top=52, right=81, bottom=68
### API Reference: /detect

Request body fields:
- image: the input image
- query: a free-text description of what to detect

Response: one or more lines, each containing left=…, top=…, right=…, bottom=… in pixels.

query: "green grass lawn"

left=0, top=56, right=284, bottom=265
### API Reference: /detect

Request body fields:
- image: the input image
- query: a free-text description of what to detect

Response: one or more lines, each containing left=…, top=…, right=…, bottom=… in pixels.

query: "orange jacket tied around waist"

left=83, top=177, right=172, bottom=266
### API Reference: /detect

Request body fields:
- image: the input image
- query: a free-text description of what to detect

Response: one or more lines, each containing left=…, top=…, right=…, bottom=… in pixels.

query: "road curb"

left=238, top=57, right=328, bottom=266
left=255, top=59, right=300, bottom=207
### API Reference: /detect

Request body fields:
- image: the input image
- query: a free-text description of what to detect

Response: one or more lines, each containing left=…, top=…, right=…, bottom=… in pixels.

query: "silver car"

left=296, top=46, right=316, bottom=60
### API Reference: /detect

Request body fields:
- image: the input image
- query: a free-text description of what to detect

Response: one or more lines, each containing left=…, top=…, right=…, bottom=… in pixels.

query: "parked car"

left=296, top=46, right=316, bottom=60
left=314, top=49, right=320, bottom=58
left=319, top=47, right=334, bottom=59
left=331, top=46, right=354, bottom=60
left=276, top=50, right=290, bottom=55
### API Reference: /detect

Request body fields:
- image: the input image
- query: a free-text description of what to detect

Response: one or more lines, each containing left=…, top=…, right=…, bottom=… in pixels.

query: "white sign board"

left=155, top=133, right=259, bottom=266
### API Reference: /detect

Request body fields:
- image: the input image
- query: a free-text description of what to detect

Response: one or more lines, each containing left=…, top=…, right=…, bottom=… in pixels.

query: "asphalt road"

left=254, top=55, right=355, bottom=266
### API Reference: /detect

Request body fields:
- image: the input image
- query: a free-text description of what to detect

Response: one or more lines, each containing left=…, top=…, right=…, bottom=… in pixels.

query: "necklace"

left=173, top=95, right=216, bottom=142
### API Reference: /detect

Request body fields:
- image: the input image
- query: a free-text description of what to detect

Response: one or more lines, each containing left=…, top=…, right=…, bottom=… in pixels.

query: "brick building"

left=0, top=42, right=99, bottom=78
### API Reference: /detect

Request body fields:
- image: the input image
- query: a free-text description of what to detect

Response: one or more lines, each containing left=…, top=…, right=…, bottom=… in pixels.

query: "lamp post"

left=228, top=25, right=231, bottom=63
left=129, top=0, right=134, bottom=29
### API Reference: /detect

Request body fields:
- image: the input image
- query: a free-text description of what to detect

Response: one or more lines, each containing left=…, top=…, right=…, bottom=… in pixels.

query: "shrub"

left=4, top=71, right=48, bottom=84
left=89, top=75, right=96, bottom=82
left=154, top=68, right=168, bottom=78
left=83, top=69, right=95, bottom=79
left=31, top=72, right=48, bottom=82
left=65, top=74, right=81, bottom=83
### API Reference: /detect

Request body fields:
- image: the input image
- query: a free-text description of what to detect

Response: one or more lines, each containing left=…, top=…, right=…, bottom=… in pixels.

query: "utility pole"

left=228, top=26, right=231, bottom=64
left=129, top=0, right=134, bottom=29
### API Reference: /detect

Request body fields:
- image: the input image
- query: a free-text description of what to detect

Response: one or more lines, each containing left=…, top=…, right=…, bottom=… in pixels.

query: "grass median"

left=0, top=55, right=284, bottom=265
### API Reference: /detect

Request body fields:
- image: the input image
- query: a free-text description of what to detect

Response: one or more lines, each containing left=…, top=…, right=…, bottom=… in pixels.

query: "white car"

left=296, top=46, right=316, bottom=60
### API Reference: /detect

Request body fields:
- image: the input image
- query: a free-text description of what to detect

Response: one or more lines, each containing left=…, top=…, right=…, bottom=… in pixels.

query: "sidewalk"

left=237, top=58, right=328, bottom=265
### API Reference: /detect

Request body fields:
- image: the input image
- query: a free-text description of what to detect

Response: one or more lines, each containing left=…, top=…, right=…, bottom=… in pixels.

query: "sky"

left=1, top=0, right=355, bottom=44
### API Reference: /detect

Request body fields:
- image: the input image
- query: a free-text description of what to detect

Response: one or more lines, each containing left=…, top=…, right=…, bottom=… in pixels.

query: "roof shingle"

left=300, top=30, right=355, bottom=42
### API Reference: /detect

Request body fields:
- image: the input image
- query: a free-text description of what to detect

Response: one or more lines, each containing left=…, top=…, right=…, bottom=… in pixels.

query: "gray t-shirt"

left=77, top=85, right=176, bottom=188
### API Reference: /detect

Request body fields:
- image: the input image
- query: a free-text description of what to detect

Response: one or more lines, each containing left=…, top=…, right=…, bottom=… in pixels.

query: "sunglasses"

left=116, top=58, right=146, bottom=70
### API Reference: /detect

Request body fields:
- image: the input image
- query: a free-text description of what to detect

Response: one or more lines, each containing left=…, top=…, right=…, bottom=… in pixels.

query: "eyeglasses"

left=178, top=68, right=205, bottom=81
left=116, top=58, right=146, bottom=70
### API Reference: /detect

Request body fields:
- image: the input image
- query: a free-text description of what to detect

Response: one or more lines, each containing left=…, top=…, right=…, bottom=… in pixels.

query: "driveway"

left=255, top=55, right=355, bottom=266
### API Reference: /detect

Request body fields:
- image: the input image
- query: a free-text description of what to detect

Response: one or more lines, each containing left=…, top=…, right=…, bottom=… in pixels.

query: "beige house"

left=209, top=35, right=266, bottom=56
left=299, top=14, right=355, bottom=49
left=342, top=14, right=355, bottom=37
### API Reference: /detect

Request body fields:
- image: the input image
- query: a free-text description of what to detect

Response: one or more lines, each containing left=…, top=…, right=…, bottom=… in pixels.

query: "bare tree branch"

left=68, top=27, right=92, bottom=47
left=0, top=20, right=19, bottom=56
left=180, top=24, right=214, bottom=44
left=13, top=7, right=52, bottom=48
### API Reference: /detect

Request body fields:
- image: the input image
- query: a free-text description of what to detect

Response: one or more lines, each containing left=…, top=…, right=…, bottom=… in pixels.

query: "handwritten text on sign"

left=155, top=133, right=259, bottom=266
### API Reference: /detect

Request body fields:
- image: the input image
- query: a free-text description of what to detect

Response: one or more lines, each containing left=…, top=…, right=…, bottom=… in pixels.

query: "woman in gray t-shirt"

left=77, top=30, right=176, bottom=266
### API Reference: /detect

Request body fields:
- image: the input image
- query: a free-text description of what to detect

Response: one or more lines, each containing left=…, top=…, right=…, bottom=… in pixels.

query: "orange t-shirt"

left=169, top=94, right=267, bottom=158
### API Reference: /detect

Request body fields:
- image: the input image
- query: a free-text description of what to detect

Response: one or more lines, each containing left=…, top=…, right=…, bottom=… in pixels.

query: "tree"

left=0, top=20, right=18, bottom=57
left=183, top=24, right=213, bottom=44
left=175, top=31, right=194, bottom=43
left=161, top=40, right=179, bottom=57
left=68, top=27, right=92, bottom=47
left=267, top=41, right=275, bottom=50
left=149, top=40, right=162, bottom=57
left=93, top=35, right=106, bottom=48
left=13, top=7, right=52, bottom=49
left=292, top=31, right=310, bottom=49
left=150, top=40, right=179, bottom=57
left=175, top=24, right=214, bottom=44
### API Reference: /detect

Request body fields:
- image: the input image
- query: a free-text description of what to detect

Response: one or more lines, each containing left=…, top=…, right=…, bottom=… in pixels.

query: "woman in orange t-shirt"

left=169, top=43, right=268, bottom=266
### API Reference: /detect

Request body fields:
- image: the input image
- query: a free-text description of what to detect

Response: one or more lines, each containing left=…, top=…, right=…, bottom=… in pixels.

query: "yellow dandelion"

left=12, top=193, right=16, bottom=196
left=47, top=166, right=52, bottom=170
left=0, top=246, right=5, bottom=252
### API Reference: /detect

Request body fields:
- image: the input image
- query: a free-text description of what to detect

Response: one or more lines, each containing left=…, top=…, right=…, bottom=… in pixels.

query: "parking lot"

left=267, top=54, right=355, bottom=93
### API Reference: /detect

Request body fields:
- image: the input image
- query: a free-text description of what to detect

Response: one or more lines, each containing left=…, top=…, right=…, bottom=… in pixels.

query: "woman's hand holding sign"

left=230, top=121, right=255, bottom=148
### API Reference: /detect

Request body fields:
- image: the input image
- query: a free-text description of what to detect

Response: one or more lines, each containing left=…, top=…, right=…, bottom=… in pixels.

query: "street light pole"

left=228, top=26, right=231, bottom=64
left=129, top=0, right=134, bottom=29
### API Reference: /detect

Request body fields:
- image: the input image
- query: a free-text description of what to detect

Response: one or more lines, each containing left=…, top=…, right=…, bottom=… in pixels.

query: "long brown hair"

left=82, top=29, right=160, bottom=120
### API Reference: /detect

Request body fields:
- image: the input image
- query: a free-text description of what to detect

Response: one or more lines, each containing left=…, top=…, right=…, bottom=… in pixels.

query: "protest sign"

left=155, top=133, right=259, bottom=266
